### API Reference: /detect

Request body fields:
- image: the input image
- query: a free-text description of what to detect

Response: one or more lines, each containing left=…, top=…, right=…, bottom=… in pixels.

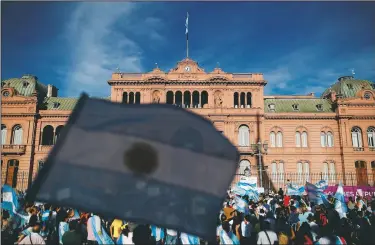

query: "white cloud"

left=262, top=46, right=375, bottom=96
left=63, top=3, right=165, bottom=97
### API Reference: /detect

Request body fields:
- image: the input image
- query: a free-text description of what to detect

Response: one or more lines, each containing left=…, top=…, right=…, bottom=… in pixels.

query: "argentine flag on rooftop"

left=25, top=94, right=239, bottom=242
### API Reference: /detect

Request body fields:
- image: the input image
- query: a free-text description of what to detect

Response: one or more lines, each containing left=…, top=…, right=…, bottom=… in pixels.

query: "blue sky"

left=2, top=2, right=375, bottom=97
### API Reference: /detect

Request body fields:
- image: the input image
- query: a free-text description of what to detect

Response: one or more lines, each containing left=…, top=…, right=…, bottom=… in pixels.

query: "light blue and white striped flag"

left=25, top=94, right=239, bottom=242
left=185, top=12, right=189, bottom=35
left=2, top=185, right=19, bottom=215
left=233, top=196, right=249, bottom=214
left=334, top=183, right=347, bottom=218
left=90, top=215, right=114, bottom=245
left=180, top=232, right=200, bottom=245
left=286, top=183, right=305, bottom=196
left=315, top=180, right=328, bottom=191
left=150, top=225, right=165, bottom=242
left=237, top=181, right=257, bottom=191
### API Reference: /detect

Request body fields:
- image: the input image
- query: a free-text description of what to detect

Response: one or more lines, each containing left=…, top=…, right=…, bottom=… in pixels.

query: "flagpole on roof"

left=185, top=12, right=189, bottom=58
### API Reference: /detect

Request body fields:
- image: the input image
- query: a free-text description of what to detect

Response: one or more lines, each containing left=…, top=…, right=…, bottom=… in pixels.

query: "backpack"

left=278, top=232, right=289, bottom=245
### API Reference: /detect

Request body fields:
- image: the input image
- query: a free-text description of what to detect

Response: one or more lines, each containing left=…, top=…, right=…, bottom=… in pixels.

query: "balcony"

left=37, top=145, right=54, bottom=152
left=353, top=147, right=365, bottom=152
left=237, top=146, right=254, bottom=154
left=2, top=145, right=26, bottom=155
left=370, top=147, right=375, bottom=152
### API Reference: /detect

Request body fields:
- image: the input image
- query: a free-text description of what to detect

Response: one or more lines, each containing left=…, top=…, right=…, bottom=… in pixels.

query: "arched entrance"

left=355, top=160, right=368, bottom=186
left=6, top=159, right=19, bottom=188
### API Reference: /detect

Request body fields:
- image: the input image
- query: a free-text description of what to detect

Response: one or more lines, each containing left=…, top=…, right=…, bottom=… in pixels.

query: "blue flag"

left=287, top=183, right=305, bottom=196
left=233, top=196, right=249, bottom=214
left=334, top=184, right=347, bottom=218
left=25, top=94, right=239, bottom=242
left=2, top=185, right=19, bottom=215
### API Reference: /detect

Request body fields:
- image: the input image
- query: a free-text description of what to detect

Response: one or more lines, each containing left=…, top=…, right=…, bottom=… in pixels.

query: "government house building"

left=2, top=58, right=375, bottom=191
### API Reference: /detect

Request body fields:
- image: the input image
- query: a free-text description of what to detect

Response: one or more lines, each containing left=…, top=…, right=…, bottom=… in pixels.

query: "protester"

left=18, top=223, right=45, bottom=245
left=61, top=220, right=83, bottom=245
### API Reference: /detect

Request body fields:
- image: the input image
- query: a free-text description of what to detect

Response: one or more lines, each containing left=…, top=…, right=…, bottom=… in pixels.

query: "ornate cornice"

left=338, top=103, right=375, bottom=107
left=2, top=113, right=37, bottom=118
left=2, top=101, right=37, bottom=105
left=265, top=114, right=337, bottom=120
left=108, top=80, right=267, bottom=86
left=39, top=114, right=70, bottom=118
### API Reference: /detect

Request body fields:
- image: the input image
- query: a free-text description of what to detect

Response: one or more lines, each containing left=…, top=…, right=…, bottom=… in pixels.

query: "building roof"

left=321, top=76, right=374, bottom=99
left=42, top=96, right=110, bottom=110
left=264, top=98, right=334, bottom=113
left=1, top=75, right=48, bottom=103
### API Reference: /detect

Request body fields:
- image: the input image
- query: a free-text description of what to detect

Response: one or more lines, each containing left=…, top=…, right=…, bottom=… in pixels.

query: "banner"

left=324, top=186, right=375, bottom=201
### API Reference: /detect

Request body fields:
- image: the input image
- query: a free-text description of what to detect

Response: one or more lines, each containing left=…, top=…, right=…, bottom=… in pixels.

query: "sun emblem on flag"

left=124, top=142, right=159, bottom=175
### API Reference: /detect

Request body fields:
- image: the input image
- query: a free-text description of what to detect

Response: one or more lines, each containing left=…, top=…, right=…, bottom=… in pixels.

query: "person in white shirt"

left=257, top=221, right=278, bottom=245
left=19, top=223, right=46, bottom=245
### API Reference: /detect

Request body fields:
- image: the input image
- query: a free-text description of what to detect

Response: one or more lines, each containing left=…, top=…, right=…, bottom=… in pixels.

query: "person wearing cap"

left=18, top=223, right=45, bottom=245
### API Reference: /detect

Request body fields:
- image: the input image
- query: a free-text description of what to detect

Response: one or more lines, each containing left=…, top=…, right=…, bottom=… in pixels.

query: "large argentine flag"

left=2, top=185, right=19, bottom=215
left=25, top=94, right=239, bottom=241
left=334, top=184, right=347, bottom=218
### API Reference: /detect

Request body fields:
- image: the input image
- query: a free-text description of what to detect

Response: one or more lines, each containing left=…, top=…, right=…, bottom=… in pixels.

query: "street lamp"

left=251, top=140, right=268, bottom=188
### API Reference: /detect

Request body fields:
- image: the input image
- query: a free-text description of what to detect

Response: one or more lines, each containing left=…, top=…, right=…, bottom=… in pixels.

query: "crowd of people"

left=2, top=187, right=375, bottom=245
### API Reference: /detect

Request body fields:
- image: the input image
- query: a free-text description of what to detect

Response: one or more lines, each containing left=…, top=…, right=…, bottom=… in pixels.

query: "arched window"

left=183, top=91, right=191, bottom=108
left=367, top=127, right=375, bottom=148
left=192, top=91, right=200, bottom=108
left=323, top=162, right=335, bottom=183
left=122, top=92, right=128, bottom=104
left=38, top=160, right=45, bottom=171
left=239, top=160, right=251, bottom=175
left=135, top=92, right=141, bottom=104
left=238, top=125, right=250, bottom=146
left=1, top=124, right=7, bottom=145
left=320, top=132, right=326, bottom=147
left=246, top=92, right=252, bottom=108
left=240, top=92, right=245, bottom=108
left=352, top=127, right=363, bottom=148
left=55, top=125, right=64, bottom=143
left=327, top=132, right=334, bottom=147
left=304, top=162, right=310, bottom=181
left=166, top=91, right=174, bottom=104
left=41, top=125, right=54, bottom=145
left=234, top=92, right=239, bottom=108
left=11, top=125, right=23, bottom=145
left=129, top=92, right=135, bottom=104
left=355, top=160, right=368, bottom=186
left=201, top=91, right=208, bottom=108
left=297, top=162, right=309, bottom=183
left=6, top=159, right=19, bottom=188
left=271, top=161, right=284, bottom=183
left=295, top=132, right=301, bottom=147
left=270, top=132, right=276, bottom=147
left=276, top=132, right=283, bottom=147
left=297, top=162, right=303, bottom=183
left=175, top=91, right=182, bottom=106
left=301, top=132, right=308, bottom=147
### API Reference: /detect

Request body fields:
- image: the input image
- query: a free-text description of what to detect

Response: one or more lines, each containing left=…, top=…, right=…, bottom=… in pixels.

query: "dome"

left=321, top=76, right=374, bottom=99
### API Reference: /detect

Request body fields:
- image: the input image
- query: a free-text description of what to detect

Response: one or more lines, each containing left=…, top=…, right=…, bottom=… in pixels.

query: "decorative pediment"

left=169, top=58, right=205, bottom=74
left=144, top=67, right=167, bottom=81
